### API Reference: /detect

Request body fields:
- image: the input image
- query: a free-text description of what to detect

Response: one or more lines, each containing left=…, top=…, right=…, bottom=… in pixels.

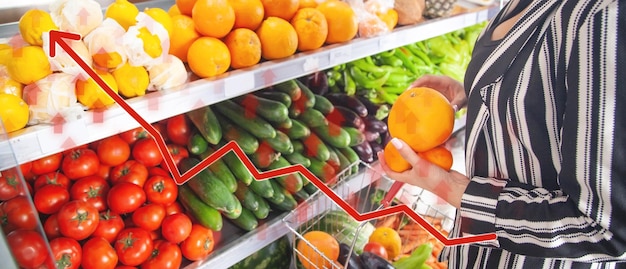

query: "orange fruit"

left=224, top=28, right=261, bottom=69
left=316, top=0, right=358, bottom=44
left=256, top=17, right=298, bottom=60
left=378, top=8, right=398, bottom=31
left=383, top=141, right=411, bottom=172
left=192, top=0, right=235, bottom=38
left=387, top=87, right=455, bottom=152
left=229, top=0, right=264, bottom=30
left=368, top=227, right=402, bottom=260
left=418, top=145, right=453, bottom=171
left=169, top=15, right=200, bottom=62
left=299, top=0, right=318, bottom=8
left=187, top=37, right=231, bottom=78
left=261, top=0, right=300, bottom=21
left=168, top=4, right=182, bottom=16
left=296, top=231, right=339, bottom=269
left=176, top=0, right=197, bottom=15
left=290, top=8, right=328, bottom=51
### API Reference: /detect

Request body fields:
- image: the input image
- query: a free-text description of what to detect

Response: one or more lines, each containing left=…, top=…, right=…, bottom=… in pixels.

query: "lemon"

left=144, top=7, right=173, bottom=37
left=168, top=4, right=182, bottom=16
left=7, top=46, right=52, bottom=85
left=105, top=0, right=140, bottom=30
left=18, top=9, right=58, bottom=46
left=137, top=27, right=163, bottom=58
left=76, top=69, right=119, bottom=109
left=0, top=93, right=29, bottom=133
left=0, top=76, right=24, bottom=98
left=0, top=44, right=13, bottom=66
left=93, top=50, right=125, bottom=70
left=113, top=62, right=149, bottom=98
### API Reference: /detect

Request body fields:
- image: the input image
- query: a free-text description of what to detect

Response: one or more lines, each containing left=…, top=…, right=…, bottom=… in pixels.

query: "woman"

left=378, top=0, right=626, bottom=267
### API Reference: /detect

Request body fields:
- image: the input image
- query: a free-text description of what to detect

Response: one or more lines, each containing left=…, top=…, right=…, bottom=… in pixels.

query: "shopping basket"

left=283, top=161, right=461, bottom=269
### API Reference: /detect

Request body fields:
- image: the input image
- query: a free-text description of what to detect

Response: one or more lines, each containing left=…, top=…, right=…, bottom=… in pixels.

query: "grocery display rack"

left=0, top=0, right=499, bottom=267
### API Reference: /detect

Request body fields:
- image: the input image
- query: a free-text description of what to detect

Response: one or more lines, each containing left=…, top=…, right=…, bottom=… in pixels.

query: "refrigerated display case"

left=0, top=0, right=500, bottom=267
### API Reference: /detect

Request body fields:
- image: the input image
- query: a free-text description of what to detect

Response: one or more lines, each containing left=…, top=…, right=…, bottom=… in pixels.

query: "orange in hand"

left=418, top=145, right=453, bottom=171
left=383, top=141, right=411, bottom=173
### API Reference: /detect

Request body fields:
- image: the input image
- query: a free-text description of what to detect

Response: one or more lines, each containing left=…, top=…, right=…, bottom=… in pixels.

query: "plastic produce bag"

left=394, top=0, right=426, bottom=25
left=147, top=54, right=189, bottom=91
left=83, top=18, right=128, bottom=70
left=42, top=32, right=92, bottom=78
left=22, top=72, right=85, bottom=125
left=123, top=12, right=170, bottom=68
left=346, top=0, right=390, bottom=37
left=49, top=0, right=103, bottom=37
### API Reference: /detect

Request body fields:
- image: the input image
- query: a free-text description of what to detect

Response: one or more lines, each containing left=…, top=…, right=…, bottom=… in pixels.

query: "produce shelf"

left=0, top=1, right=499, bottom=171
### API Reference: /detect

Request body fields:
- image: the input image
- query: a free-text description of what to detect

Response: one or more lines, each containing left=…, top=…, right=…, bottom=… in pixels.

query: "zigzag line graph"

left=48, top=30, right=497, bottom=246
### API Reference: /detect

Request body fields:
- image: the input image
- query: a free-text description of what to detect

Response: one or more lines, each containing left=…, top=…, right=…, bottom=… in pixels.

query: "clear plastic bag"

left=345, top=0, right=391, bottom=38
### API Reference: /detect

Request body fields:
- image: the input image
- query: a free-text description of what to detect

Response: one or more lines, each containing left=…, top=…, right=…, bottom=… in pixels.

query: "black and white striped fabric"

left=441, top=0, right=626, bottom=267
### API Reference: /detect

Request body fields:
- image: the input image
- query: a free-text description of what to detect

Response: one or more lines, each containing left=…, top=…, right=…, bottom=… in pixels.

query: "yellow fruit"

left=18, top=9, right=58, bottom=46
left=168, top=4, right=182, bottom=16
left=0, top=44, right=11, bottom=66
left=93, top=51, right=125, bottom=70
left=76, top=69, right=119, bottom=109
left=7, top=46, right=52, bottom=85
left=112, top=62, right=149, bottom=98
left=187, top=37, right=231, bottom=78
left=368, top=227, right=402, bottom=260
left=0, top=93, right=29, bottom=133
left=105, top=0, right=140, bottom=30
left=0, top=76, right=24, bottom=98
left=144, top=7, right=174, bottom=37
left=136, top=27, right=163, bottom=58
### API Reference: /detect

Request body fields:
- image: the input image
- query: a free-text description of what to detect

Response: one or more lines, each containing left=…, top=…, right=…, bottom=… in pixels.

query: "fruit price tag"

left=303, top=57, right=320, bottom=72
left=379, top=33, right=399, bottom=51
left=224, top=73, right=255, bottom=98
left=330, top=45, right=352, bottom=66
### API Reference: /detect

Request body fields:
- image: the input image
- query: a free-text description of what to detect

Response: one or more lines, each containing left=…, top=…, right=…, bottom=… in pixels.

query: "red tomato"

left=34, top=171, right=70, bottom=191
left=6, top=229, right=49, bottom=269
left=61, top=149, right=100, bottom=180
left=132, top=203, right=166, bottom=231
left=69, top=175, right=110, bottom=212
left=82, top=237, right=118, bottom=269
left=363, top=242, right=389, bottom=260
left=166, top=115, right=192, bottom=146
left=97, top=135, right=131, bottom=166
left=161, top=144, right=188, bottom=168
left=0, top=169, right=28, bottom=201
left=144, top=175, right=177, bottom=205
left=152, top=122, right=168, bottom=142
left=44, top=213, right=61, bottom=240
left=115, top=227, right=153, bottom=266
left=148, top=167, right=170, bottom=177
left=49, top=237, right=82, bottom=269
left=119, top=127, right=149, bottom=145
left=140, top=240, right=182, bottom=269
left=110, top=160, right=148, bottom=187
left=97, top=164, right=111, bottom=180
left=57, top=200, right=99, bottom=240
left=91, top=210, right=125, bottom=243
left=115, top=267, right=137, bottom=269
left=107, top=182, right=146, bottom=214
left=19, top=162, right=34, bottom=181
left=34, top=184, right=70, bottom=214
left=31, top=153, right=63, bottom=175
left=161, top=213, right=192, bottom=244
left=132, top=138, right=164, bottom=167
left=180, top=224, right=215, bottom=261
left=165, top=201, right=184, bottom=215
left=1, top=196, right=38, bottom=230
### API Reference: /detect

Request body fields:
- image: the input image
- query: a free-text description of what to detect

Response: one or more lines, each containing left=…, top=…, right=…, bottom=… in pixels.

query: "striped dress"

left=442, top=0, right=626, bottom=267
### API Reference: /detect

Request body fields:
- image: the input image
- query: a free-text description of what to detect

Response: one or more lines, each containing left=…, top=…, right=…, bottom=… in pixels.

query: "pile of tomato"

left=0, top=115, right=217, bottom=269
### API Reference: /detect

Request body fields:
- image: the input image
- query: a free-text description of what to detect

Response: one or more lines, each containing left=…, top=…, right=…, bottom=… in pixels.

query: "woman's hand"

left=410, top=75, right=467, bottom=110
left=377, top=137, right=470, bottom=208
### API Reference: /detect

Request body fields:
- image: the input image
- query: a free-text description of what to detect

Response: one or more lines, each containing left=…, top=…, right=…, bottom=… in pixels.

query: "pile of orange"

left=384, top=87, right=455, bottom=172
left=171, top=0, right=398, bottom=79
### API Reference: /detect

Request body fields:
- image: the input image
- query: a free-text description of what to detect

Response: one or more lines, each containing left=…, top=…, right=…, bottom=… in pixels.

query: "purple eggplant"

left=380, top=129, right=392, bottom=146
left=352, top=141, right=374, bottom=163
left=363, top=115, right=388, bottom=133
left=369, top=141, right=384, bottom=160
left=303, top=71, right=329, bottom=95
left=364, top=130, right=380, bottom=142
left=338, top=243, right=364, bottom=269
left=356, top=95, right=389, bottom=118
left=329, top=106, right=365, bottom=131
left=360, top=252, right=395, bottom=269
left=324, top=93, right=368, bottom=117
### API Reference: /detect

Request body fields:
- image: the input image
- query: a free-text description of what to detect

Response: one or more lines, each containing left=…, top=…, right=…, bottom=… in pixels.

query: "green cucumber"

left=228, top=207, right=258, bottom=231
left=308, top=158, right=337, bottom=184
left=294, top=80, right=316, bottom=109
left=254, top=90, right=292, bottom=107
left=178, top=184, right=223, bottom=231
left=273, top=80, right=302, bottom=101
left=344, top=127, right=366, bottom=147
left=260, top=130, right=293, bottom=154
left=311, top=122, right=351, bottom=149
left=216, top=113, right=259, bottom=154
left=326, top=146, right=341, bottom=172
left=199, top=148, right=237, bottom=193
left=264, top=179, right=285, bottom=204
left=288, top=104, right=303, bottom=118
left=187, top=106, right=222, bottom=145
left=213, top=100, right=276, bottom=139
left=233, top=94, right=289, bottom=123
left=301, top=133, right=330, bottom=161
left=252, top=194, right=270, bottom=219
left=273, top=118, right=292, bottom=130
left=219, top=142, right=255, bottom=185
left=267, top=180, right=298, bottom=211
left=313, top=94, right=334, bottom=115
left=331, top=146, right=352, bottom=174
left=297, top=109, right=327, bottom=128
left=248, top=179, right=275, bottom=198
left=248, top=144, right=281, bottom=168
left=292, top=188, right=310, bottom=202
left=187, top=132, right=209, bottom=156
left=285, top=119, right=310, bottom=140
left=303, top=182, right=319, bottom=195
left=291, top=140, right=304, bottom=153
left=179, top=158, right=241, bottom=219
left=339, top=147, right=360, bottom=174
left=234, top=181, right=260, bottom=212
left=283, top=152, right=311, bottom=168
left=268, top=156, right=303, bottom=194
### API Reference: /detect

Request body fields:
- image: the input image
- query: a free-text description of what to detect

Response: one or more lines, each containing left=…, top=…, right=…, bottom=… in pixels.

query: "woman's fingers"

left=389, top=138, right=420, bottom=164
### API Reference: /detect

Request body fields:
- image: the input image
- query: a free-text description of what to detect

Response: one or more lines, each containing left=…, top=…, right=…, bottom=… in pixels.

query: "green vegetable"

left=392, top=243, right=433, bottom=269
left=229, top=235, right=292, bottom=269
left=186, top=106, right=222, bottom=145
left=178, top=184, right=223, bottom=231
left=316, top=210, right=376, bottom=254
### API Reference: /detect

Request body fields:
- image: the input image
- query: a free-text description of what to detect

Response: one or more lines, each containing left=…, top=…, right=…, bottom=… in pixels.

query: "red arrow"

left=49, top=30, right=497, bottom=246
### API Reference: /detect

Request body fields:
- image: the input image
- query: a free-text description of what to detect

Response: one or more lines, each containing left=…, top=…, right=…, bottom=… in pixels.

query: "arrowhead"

left=192, top=100, right=205, bottom=109
left=262, top=69, right=275, bottom=86
left=61, top=137, right=76, bottom=148
left=48, top=30, right=81, bottom=58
